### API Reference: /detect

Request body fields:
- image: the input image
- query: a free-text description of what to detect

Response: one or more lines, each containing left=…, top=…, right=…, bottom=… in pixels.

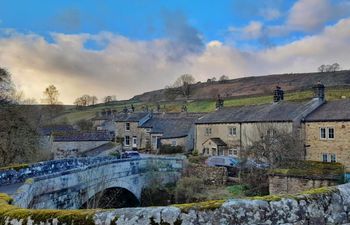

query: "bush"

left=241, top=168, right=269, bottom=196
left=159, top=144, right=183, bottom=154
left=174, top=176, right=206, bottom=203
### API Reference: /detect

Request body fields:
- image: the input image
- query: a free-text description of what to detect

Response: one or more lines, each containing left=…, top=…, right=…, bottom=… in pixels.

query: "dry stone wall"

left=2, top=183, right=350, bottom=224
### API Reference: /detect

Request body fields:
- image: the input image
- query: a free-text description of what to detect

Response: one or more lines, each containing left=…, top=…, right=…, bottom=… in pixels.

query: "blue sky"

left=0, top=0, right=350, bottom=103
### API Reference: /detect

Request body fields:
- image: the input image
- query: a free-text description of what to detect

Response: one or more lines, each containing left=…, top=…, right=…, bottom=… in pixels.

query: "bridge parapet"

left=0, top=156, right=121, bottom=185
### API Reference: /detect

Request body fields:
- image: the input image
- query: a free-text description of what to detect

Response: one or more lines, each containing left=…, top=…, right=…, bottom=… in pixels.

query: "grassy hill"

left=132, top=70, right=350, bottom=102
left=55, top=86, right=350, bottom=124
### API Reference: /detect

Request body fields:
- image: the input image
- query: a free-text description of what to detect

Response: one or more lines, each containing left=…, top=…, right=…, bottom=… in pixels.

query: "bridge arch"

left=80, top=186, right=140, bottom=209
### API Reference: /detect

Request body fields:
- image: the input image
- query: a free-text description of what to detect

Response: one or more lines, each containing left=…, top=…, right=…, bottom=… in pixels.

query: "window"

left=267, top=129, right=277, bottom=137
left=125, top=123, right=130, bottom=131
left=133, top=137, right=137, bottom=145
left=228, top=149, right=233, bottom=155
left=320, top=127, right=335, bottom=139
left=228, top=127, right=237, bottom=136
left=322, top=153, right=337, bottom=163
left=320, top=128, right=326, bottom=139
left=331, top=154, right=337, bottom=162
left=125, top=136, right=130, bottom=146
left=322, top=153, right=328, bottom=162
left=171, top=140, right=177, bottom=146
left=328, top=128, right=335, bottom=139
left=205, top=127, right=212, bottom=136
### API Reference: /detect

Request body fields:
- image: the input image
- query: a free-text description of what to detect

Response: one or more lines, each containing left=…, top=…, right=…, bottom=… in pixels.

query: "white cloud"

left=0, top=18, right=350, bottom=104
left=286, top=0, right=350, bottom=33
left=259, top=8, right=281, bottom=21
left=228, top=21, right=263, bottom=40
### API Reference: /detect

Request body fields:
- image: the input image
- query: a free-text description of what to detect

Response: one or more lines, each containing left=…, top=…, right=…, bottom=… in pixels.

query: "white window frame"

left=125, top=122, right=130, bottom=131
left=125, top=136, right=130, bottom=146
left=205, top=127, right=212, bottom=136
left=228, top=127, right=237, bottom=136
left=330, top=153, right=336, bottom=163
left=320, top=127, right=335, bottom=140
left=322, top=153, right=328, bottom=162
left=328, top=128, right=335, bottom=139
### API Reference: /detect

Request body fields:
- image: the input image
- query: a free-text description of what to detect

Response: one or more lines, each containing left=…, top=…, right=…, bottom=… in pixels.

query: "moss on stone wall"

left=172, top=199, right=226, bottom=213
left=0, top=163, right=29, bottom=171
left=0, top=194, right=98, bottom=225
left=269, top=160, right=344, bottom=180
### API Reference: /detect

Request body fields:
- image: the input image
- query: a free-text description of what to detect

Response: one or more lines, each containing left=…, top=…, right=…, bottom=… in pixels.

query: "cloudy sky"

left=0, top=0, right=350, bottom=104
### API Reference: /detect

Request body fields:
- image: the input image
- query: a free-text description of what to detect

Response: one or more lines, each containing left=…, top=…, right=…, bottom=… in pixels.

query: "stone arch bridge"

left=0, top=156, right=184, bottom=209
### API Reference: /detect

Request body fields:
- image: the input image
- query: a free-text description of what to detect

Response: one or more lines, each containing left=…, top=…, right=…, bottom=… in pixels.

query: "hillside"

left=132, top=70, right=350, bottom=102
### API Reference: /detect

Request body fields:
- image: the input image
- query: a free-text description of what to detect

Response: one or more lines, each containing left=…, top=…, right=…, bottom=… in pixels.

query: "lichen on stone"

left=172, top=199, right=226, bottom=213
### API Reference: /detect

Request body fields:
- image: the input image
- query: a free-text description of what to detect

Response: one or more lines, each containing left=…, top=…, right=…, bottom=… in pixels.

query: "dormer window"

left=125, top=122, right=130, bottom=131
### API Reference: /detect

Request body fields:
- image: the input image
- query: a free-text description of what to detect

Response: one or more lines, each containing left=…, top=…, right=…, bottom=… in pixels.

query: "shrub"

left=159, top=144, right=183, bottom=154
left=174, top=177, right=205, bottom=203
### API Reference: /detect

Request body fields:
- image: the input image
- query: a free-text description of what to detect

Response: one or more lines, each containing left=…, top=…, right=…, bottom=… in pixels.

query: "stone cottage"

left=304, top=99, right=350, bottom=172
left=52, top=131, right=113, bottom=159
left=140, top=112, right=205, bottom=152
left=195, top=86, right=325, bottom=157
left=115, top=112, right=152, bottom=150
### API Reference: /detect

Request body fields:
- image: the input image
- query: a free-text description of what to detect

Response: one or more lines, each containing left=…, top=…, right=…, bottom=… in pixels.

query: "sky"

left=0, top=0, right=350, bottom=104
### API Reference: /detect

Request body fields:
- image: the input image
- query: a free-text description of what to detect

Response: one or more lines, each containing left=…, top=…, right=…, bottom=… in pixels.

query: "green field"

left=54, top=87, right=350, bottom=124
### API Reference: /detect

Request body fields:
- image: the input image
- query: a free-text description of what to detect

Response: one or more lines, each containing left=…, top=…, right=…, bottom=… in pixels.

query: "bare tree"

left=42, top=85, right=60, bottom=105
left=219, top=75, right=229, bottom=82
left=318, top=63, right=341, bottom=72
left=91, top=96, right=98, bottom=105
left=243, top=125, right=303, bottom=168
left=104, top=95, right=116, bottom=104
left=173, top=74, right=196, bottom=98
left=0, top=67, right=15, bottom=105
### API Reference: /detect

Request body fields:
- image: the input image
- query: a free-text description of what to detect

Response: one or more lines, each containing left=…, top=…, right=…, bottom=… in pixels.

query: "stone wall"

left=188, top=164, right=227, bottom=185
left=2, top=183, right=350, bottom=224
left=269, top=174, right=339, bottom=195
left=305, top=121, right=350, bottom=172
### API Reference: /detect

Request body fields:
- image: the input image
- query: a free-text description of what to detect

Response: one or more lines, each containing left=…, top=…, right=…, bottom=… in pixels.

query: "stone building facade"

left=304, top=100, right=350, bottom=172
left=195, top=97, right=323, bottom=157
left=115, top=112, right=151, bottom=150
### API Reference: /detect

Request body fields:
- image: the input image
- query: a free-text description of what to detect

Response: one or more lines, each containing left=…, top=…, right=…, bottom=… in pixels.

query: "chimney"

left=313, top=81, right=325, bottom=100
left=216, top=94, right=224, bottom=110
left=273, top=86, right=284, bottom=103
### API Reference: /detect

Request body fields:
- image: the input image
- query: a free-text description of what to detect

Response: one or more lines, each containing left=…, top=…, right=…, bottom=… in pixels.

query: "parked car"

left=240, top=159, right=270, bottom=169
left=205, top=156, right=240, bottom=168
left=121, top=151, right=141, bottom=159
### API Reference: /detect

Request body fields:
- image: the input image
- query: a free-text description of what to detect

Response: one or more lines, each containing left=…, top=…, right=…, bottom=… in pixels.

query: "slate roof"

left=141, top=113, right=205, bottom=139
left=53, top=131, right=113, bottom=142
left=204, top=138, right=227, bottom=146
left=305, top=100, right=350, bottom=122
left=40, top=125, right=76, bottom=136
left=196, top=100, right=318, bottom=124
left=114, top=112, right=150, bottom=122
